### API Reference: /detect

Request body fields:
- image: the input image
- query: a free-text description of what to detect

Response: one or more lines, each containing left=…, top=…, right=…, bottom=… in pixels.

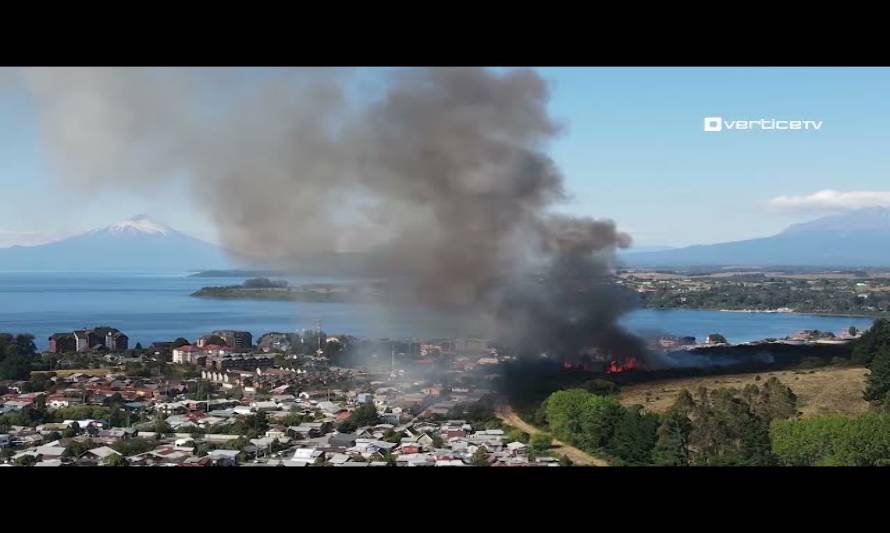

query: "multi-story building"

left=105, top=330, right=129, bottom=351
left=211, top=330, right=253, bottom=350
left=172, top=345, right=201, bottom=364
left=61, top=327, right=128, bottom=352
left=47, top=333, right=77, bottom=353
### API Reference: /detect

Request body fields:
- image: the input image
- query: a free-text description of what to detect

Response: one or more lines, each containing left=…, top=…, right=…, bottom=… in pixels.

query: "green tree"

left=172, top=337, right=191, bottom=348
left=529, top=432, right=552, bottom=454
left=15, top=454, right=39, bottom=466
left=105, top=453, right=129, bottom=467
left=0, top=353, right=32, bottom=380
left=582, top=379, right=620, bottom=396
left=865, top=348, right=890, bottom=402
left=852, top=319, right=890, bottom=364
left=755, top=377, right=798, bottom=421
left=548, top=389, right=625, bottom=451
left=607, top=406, right=660, bottom=465
left=506, top=429, right=529, bottom=444
left=653, top=411, right=691, bottom=466
left=470, top=447, right=490, bottom=466
left=347, top=403, right=380, bottom=428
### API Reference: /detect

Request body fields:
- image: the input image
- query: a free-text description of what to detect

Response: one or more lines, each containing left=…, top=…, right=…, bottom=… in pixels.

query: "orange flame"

left=606, top=357, right=640, bottom=374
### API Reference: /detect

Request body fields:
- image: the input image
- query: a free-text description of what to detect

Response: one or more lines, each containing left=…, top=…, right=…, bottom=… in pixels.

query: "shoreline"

left=641, top=305, right=879, bottom=320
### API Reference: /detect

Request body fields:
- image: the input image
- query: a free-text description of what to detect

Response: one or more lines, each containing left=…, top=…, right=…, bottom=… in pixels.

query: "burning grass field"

left=618, top=365, right=871, bottom=418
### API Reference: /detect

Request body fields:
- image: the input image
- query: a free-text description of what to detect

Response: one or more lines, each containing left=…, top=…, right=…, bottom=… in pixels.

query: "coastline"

left=642, top=305, right=879, bottom=320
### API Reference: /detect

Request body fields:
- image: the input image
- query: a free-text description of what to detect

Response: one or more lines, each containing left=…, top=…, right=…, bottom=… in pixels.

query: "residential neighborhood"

left=0, top=327, right=567, bottom=467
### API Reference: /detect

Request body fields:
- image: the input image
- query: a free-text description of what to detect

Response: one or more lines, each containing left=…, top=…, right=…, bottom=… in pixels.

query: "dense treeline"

left=524, top=318, right=890, bottom=466
left=634, top=277, right=890, bottom=316
left=539, top=377, right=798, bottom=466
left=770, top=413, right=890, bottom=466
left=855, top=319, right=890, bottom=404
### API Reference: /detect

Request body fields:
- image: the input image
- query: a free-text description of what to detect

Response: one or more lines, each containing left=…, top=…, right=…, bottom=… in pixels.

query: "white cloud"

left=769, top=189, right=890, bottom=212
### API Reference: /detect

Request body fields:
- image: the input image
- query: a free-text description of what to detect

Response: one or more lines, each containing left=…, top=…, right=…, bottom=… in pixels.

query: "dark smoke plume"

left=17, top=67, right=641, bottom=364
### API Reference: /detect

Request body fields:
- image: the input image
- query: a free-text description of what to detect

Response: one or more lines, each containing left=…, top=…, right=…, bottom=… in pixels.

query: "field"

left=619, top=365, right=871, bottom=417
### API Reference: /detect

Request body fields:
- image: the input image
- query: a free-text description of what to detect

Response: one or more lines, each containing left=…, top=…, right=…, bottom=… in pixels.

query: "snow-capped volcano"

left=0, top=215, right=236, bottom=272
left=103, top=214, right=171, bottom=236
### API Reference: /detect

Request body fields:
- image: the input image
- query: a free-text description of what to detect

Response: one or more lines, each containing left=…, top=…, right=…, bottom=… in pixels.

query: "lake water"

left=0, top=272, right=876, bottom=349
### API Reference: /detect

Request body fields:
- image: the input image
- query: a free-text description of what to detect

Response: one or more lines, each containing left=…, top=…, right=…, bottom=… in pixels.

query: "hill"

left=623, top=207, right=890, bottom=268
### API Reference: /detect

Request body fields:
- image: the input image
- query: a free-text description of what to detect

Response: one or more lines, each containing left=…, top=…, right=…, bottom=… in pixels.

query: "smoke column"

left=17, top=67, right=641, bottom=364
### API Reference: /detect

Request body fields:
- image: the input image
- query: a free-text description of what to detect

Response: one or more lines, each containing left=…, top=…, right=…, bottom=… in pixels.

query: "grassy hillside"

left=619, top=366, right=870, bottom=417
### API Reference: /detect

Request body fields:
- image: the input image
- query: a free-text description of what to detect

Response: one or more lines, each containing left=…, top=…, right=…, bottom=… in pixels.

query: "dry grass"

left=619, top=366, right=871, bottom=418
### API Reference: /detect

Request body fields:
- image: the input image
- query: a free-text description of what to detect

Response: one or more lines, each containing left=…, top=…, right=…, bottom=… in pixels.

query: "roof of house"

left=87, top=446, right=122, bottom=459
left=208, top=449, right=241, bottom=460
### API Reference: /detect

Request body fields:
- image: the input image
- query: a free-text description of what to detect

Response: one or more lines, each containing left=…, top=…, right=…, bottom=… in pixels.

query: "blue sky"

left=2, top=67, right=890, bottom=248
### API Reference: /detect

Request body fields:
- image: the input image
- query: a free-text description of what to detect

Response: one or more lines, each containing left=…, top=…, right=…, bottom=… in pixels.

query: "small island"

left=188, top=270, right=287, bottom=278
left=191, top=278, right=384, bottom=303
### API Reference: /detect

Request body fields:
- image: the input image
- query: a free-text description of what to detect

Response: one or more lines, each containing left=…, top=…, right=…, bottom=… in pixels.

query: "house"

left=328, top=453, right=351, bottom=465
left=288, top=422, right=328, bottom=439
left=380, top=413, right=401, bottom=425
left=317, top=401, right=343, bottom=414
left=207, top=449, right=241, bottom=465
left=251, top=436, right=288, bottom=450
left=99, top=427, right=137, bottom=441
left=356, top=393, right=373, bottom=404
left=399, top=443, right=422, bottom=454
left=81, top=446, right=122, bottom=464
left=34, top=445, right=69, bottom=460
left=265, top=428, right=288, bottom=441
left=396, top=453, right=433, bottom=466
left=251, top=401, right=278, bottom=411
left=267, top=459, right=310, bottom=467
left=329, top=433, right=357, bottom=449
left=233, top=405, right=254, bottom=416
left=506, top=441, right=528, bottom=456
left=292, top=447, right=324, bottom=464
left=129, top=446, right=193, bottom=466
left=63, top=419, right=102, bottom=431
left=0, top=434, right=9, bottom=448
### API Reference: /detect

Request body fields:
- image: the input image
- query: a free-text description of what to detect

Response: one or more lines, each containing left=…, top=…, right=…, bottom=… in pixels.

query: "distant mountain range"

left=0, top=215, right=236, bottom=272
left=6, top=208, right=890, bottom=273
left=622, top=207, right=890, bottom=268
